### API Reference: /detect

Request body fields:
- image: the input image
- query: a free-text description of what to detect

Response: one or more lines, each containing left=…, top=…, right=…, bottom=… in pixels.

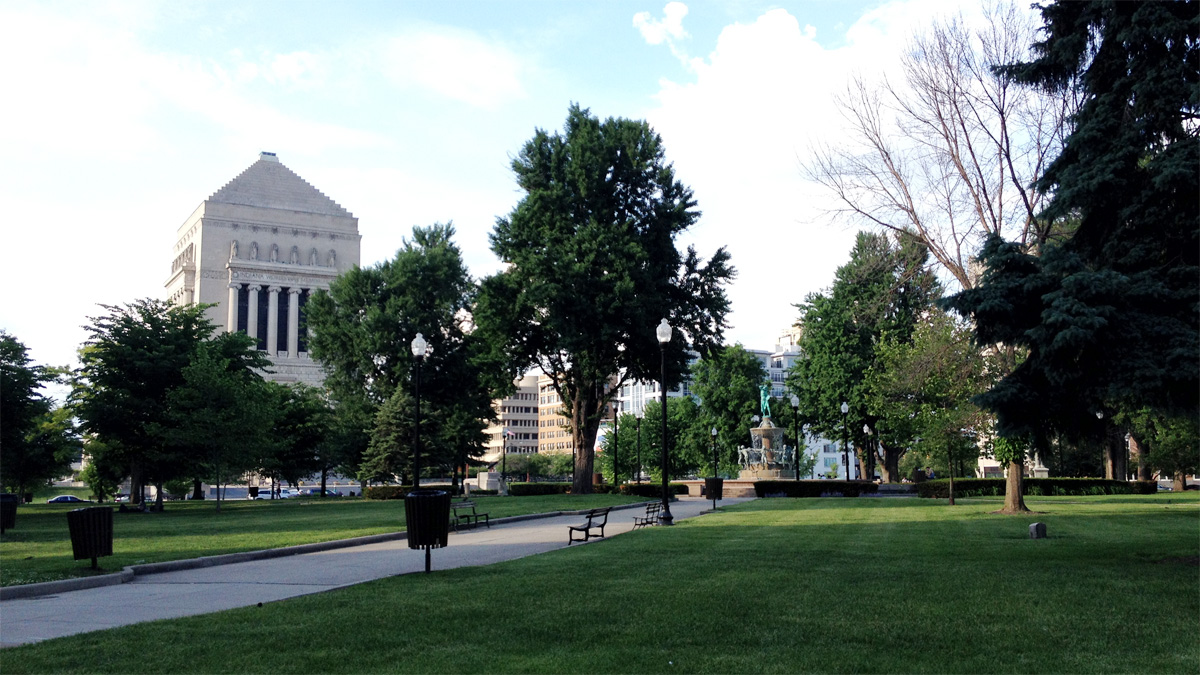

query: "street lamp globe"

left=790, top=394, right=799, bottom=408
left=656, top=318, right=672, bottom=344
left=411, top=333, right=427, bottom=358
left=840, top=401, right=849, bottom=415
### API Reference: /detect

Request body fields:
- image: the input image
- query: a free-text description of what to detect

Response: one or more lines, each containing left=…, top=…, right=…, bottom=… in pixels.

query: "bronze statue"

left=759, top=384, right=772, bottom=418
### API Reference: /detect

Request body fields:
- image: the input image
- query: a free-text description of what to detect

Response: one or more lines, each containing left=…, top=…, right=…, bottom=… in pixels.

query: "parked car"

left=47, top=495, right=91, bottom=504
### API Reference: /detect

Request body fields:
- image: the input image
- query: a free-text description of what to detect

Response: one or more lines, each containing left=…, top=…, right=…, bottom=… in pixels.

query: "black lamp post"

left=411, top=333, right=427, bottom=488
left=840, top=400, right=849, bottom=483
left=501, top=429, right=509, bottom=485
left=862, top=424, right=871, bottom=481
left=635, top=410, right=643, bottom=484
left=711, top=426, right=719, bottom=478
left=790, top=394, right=801, bottom=481
left=612, top=399, right=619, bottom=487
left=657, top=318, right=674, bottom=526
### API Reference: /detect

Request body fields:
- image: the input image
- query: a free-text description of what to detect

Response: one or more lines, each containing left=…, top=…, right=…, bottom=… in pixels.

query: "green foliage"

left=507, top=482, right=571, bottom=496
left=690, top=344, right=767, bottom=474
left=948, top=2, right=1199, bottom=439
left=0, top=332, right=78, bottom=495
left=870, top=310, right=992, bottom=481
left=619, top=483, right=688, bottom=498
left=363, top=486, right=409, bottom=500
left=162, top=334, right=276, bottom=509
left=915, top=478, right=1159, bottom=499
left=72, top=300, right=220, bottom=502
left=306, top=224, right=497, bottom=484
left=475, top=104, right=734, bottom=492
left=752, top=480, right=879, bottom=498
left=789, top=231, right=940, bottom=481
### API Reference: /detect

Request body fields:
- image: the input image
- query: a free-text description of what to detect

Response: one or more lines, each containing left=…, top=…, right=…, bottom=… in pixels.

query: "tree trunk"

left=1129, top=434, right=1152, bottom=481
left=154, top=482, right=164, bottom=510
left=860, top=446, right=877, bottom=481
left=1103, top=422, right=1127, bottom=480
left=570, top=388, right=603, bottom=495
left=1001, top=461, right=1029, bottom=512
left=130, top=466, right=144, bottom=505
left=320, top=469, right=328, bottom=498
left=1173, top=473, right=1187, bottom=492
left=877, top=443, right=902, bottom=483
left=191, top=478, right=204, bottom=500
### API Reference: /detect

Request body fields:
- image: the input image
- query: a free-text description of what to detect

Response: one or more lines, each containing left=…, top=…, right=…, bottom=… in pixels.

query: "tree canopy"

left=306, top=223, right=497, bottom=485
left=690, top=344, right=767, bottom=474
left=788, top=231, right=939, bottom=482
left=946, top=1, right=1199, bottom=439
left=475, top=104, right=734, bottom=493
left=0, top=332, right=78, bottom=495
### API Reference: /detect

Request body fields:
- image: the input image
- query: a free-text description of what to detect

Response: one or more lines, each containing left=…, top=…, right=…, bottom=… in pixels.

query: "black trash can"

left=0, top=493, right=18, bottom=533
left=404, top=489, right=451, bottom=572
left=67, top=506, right=114, bottom=569
left=705, top=477, right=724, bottom=509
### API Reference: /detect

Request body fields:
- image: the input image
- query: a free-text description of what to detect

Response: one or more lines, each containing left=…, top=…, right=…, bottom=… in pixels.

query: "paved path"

left=0, top=497, right=749, bottom=647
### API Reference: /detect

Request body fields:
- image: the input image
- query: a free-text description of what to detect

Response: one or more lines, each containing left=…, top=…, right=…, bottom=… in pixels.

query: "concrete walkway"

left=0, top=497, right=750, bottom=647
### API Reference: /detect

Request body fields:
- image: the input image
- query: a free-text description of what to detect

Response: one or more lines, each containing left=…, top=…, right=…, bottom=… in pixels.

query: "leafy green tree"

left=164, top=336, right=275, bottom=511
left=268, top=383, right=331, bottom=489
left=945, top=2, right=1198, bottom=511
left=690, top=345, right=767, bottom=475
left=629, top=397, right=707, bottom=482
left=788, top=231, right=939, bottom=482
left=72, top=300, right=219, bottom=504
left=871, top=310, right=992, bottom=504
left=476, top=104, right=734, bottom=493
left=78, top=448, right=122, bottom=502
left=0, top=332, right=79, bottom=496
left=306, top=224, right=497, bottom=488
left=360, top=388, right=415, bottom=484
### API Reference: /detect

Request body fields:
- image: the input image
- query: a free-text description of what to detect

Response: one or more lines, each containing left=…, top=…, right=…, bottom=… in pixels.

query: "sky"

left=0, top=0, right=999, bottom=386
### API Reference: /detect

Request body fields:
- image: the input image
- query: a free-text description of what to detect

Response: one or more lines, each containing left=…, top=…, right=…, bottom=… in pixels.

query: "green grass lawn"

left=0, top=493, right=644, bottom=586
left=5, top=494, right=1197, bottom=673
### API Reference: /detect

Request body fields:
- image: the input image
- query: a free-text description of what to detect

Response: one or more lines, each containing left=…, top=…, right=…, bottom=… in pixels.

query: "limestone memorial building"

left=164, top=152, right=361, bottom=385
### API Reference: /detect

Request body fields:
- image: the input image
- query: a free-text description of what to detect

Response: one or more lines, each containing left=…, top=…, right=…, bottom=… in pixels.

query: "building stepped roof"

left=207, top=152, right=353, bottom=218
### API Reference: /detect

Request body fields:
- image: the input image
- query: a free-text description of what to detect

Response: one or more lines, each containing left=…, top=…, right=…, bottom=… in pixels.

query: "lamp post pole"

left=710, top=426, right=719, bottom=511
left=657, top=318, right=674, bottom=526
left=612, top=400, right=619, bottom=488
left=863, top=424, right=872, bottom=481
left=790, top=394, right=801, bottom=481
left=411, top=333, right=428, bottom=488
left=840, top=401, right=849, bottom=483
left=635, top=411, right=642, bottom=485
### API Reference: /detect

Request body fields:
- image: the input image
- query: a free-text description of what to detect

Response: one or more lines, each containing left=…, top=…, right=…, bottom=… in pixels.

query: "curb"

left=0, top=501, right=661, bottom=601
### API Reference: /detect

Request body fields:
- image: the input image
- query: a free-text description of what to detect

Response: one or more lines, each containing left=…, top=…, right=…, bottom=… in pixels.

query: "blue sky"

left=0, top=0, right=999, bottom=379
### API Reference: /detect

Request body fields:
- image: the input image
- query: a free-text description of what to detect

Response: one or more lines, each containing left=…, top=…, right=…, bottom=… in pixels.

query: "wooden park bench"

left=567, top=507, right=612, bottom=544
left=633, top=502, right=662, bottom=529
left=451, top=499, right=490, bottom=531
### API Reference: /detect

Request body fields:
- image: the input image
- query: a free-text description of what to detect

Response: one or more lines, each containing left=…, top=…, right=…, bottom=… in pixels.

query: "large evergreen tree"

left=944, top=1, right=1198, bottom=509
left=475, top=104, right=734, bottom=493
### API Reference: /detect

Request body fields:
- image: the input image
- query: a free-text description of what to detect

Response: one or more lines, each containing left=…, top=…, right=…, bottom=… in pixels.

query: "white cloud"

left=641, top=1, right=959, bottom=350
left=634, top=2, right=690, bottom=45
left=634, top=2, right=691, bottom=65
left=380, top=28, right=526, bottom=109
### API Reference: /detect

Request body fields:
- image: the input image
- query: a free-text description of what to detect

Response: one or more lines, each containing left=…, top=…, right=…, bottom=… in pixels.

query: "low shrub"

left=753, top=480, right=879, bottom=498
left=508, top=482, right=571, bottom=496
left=364, top=486, right=407, bottom=500
left=915, top=478, right=1159, bottom=498
left=620, top=483, right=688, bottom=498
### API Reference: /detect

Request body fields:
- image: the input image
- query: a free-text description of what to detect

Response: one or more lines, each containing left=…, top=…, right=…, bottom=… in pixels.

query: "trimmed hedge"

left=915, top=478, right=1158, bottom=498
left=620, top=483, right=688, bottom=498
left=508, top=482, right=571, bottom=496
left=753, top=480, right=880, bottom=498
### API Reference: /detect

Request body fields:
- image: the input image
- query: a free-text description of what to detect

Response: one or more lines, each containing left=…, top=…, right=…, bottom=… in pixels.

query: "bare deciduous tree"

left=805, top=1, right=1076, bottom=291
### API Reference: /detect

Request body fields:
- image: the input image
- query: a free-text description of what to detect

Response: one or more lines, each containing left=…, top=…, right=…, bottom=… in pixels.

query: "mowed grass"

left=6, top=494, right=1197, bottom=673
left=0, top=493, right=644, bottom=586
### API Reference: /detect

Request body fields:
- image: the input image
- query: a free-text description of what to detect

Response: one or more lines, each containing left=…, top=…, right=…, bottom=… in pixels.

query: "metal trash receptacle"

left=67, top=506, right=113, bottom=568
left=405, top=489, right=451, bottom=572
left=0, top=493, right=18, bottom=533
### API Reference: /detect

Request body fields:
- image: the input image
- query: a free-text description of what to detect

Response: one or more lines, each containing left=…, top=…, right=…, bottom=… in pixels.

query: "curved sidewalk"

left=0, top=497, right=749, bottom=647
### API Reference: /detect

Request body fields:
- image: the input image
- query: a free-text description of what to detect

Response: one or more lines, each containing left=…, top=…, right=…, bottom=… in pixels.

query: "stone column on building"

left=267, top=286, right=281, bottom=355
left=246, top=285, right=261, bottom=341
left=183, top=288, right=194, bottom=305
left=226, top=283, right=241, bottom=333
left=287, top=287, right=301, bottom=358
